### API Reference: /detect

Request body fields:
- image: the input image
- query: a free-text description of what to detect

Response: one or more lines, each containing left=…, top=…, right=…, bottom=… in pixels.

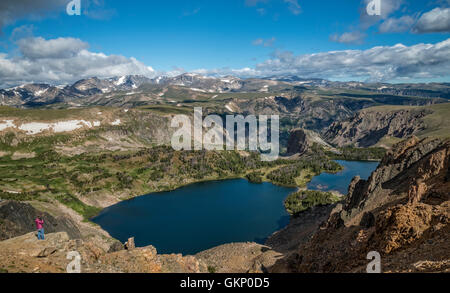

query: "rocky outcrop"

left=270, top=137, right=450, bottom=273
left=230, top=95, right=373, bottom=131
left=287, top=128, right=334, bottom=155
left=0, top=231, right=207, bottom=273
left=323, top=108, right=431, bottom=147
left=287, top=129, right=309, bottom=155
left=341, top=137, right=443, bottom=221
left=0, top=200, right=81, bottom=241
left=265, top=204, right=336, bottom=253
left=195, top=242, right=282, bottom=273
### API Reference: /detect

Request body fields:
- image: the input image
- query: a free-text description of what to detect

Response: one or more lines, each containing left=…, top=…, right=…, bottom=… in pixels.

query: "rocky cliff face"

left=0, top=201, right=81, bottom=241
left=323, top=108, right=431, bottom=147
left=286, top=128, right=334, bottom=155
left=229, top=95, right=373, bottom=131
left=287, top=129, right=309, bottom=155
left=271, top=137, right=450, bottom=273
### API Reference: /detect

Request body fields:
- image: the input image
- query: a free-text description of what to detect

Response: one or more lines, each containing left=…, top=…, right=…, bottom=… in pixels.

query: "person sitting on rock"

left=35, top=215, right=45, bottom=240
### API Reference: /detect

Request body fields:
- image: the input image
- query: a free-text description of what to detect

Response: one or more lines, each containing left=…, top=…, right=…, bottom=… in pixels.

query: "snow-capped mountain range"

left=1, top=73, right=449, bottom=108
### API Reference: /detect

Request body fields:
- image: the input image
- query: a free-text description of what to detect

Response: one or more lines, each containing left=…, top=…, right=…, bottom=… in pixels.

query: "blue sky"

left=0, top=0, right=449, bottom=86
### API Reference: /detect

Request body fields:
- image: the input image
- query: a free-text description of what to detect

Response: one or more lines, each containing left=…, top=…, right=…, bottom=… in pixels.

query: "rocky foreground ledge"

left=0, top=231, right=208, bottom=273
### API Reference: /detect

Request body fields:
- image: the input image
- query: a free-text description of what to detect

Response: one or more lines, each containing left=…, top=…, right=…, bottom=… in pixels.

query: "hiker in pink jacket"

left=35, top=216, right=45, bottom=240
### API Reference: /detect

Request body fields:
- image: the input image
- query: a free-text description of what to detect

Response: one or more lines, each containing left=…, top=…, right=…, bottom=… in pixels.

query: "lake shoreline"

left=90, top=163, right=335, bottom=218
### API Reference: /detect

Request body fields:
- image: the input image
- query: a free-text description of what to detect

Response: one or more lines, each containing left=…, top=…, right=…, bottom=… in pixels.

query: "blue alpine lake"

left=92, top=160, right=379, bottom=255
left=307, top=160, right=379, bottom=194
left=92, top=179, right=295, bottom=255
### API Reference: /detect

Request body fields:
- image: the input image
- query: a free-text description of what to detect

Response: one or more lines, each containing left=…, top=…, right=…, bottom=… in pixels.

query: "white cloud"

left=197, top=39, right=450, bottom=82
left=413, top=7, right=450, bottom=33
left=0, top=36, right=156, bottom=88
left=360, top=0, right=404, bottom=29
left=336, top=0, right=405, bottom=43
left=379, top=15, right=415, bottom=33
left=17, top=37, right=89, bottom=59
left=330, top=31, right=366, bottom=44
left=2, top=35, right=449, bottom=87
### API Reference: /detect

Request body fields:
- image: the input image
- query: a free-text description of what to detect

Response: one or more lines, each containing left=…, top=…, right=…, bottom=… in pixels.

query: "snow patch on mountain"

left=115, top=76, right=126, bottom=86
left=34, top=89, right=48, bottom=96
left=225, top=103, right=235, bottom=112
left=190, top=88, right=206, bottom=92
left=111, top=119, right=121, bottom=126
left=0, top=120, right=15, bottom=131
left=17, top=120, right=101, bottom=135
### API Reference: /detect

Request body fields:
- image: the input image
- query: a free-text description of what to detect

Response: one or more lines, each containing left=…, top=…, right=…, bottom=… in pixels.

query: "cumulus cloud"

left=335, top=0, right=404, bottom=43
left=359, top=2, right=450, bottom=35
left=257, top=39, right=450, bottom=81
left=0, top=36, right=156, bottom=88
left=337, top=2, right=449, bottom=41
left=17, top=37, right=89, bottom=59
left=379, top=15, right=416, bottom=33
left=330, top=31, right=367, bottom=44
left=413, top=7, right=450, bottom=33
left=196, top=39, right=450, bottom=82
left=2, top=35, right=449, bottom=87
